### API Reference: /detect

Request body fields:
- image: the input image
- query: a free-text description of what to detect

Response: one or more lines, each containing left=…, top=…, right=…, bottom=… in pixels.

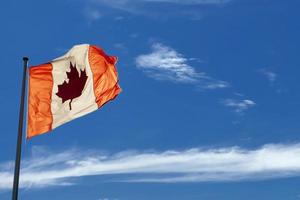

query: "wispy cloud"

left=98, top=198, right=119, bottom=200
left=2, top=143, right=300, bottom=190
left=221, top=98, right=256, bottom=113
left=135, top=43, right=229, bottom=89
left=123, top=0, right=232, bottom=5
left=83, top=6, right=104, bottom=26
left=92, top=0, right=232, bottom=8
left=258, top=68, right=277, bottom=83
left=86, top=0, right=233, bottom=20
left=84, top=6, right=102, bottom=22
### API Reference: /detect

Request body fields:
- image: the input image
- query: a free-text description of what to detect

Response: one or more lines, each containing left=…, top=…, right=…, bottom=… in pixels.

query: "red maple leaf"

left=56, top=62, right=88, bottom=110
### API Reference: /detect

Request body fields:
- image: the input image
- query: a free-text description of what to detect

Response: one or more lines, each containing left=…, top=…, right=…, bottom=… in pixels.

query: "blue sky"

left=1, top=0, right=300, bottom=199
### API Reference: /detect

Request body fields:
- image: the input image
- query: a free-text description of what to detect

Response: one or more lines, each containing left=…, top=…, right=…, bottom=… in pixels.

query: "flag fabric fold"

left=27, top=44, right=121, bottom=139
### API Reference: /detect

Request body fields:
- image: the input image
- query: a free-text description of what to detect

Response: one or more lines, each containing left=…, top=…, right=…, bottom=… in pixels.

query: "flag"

left=27, top=44, right=121, bottom=139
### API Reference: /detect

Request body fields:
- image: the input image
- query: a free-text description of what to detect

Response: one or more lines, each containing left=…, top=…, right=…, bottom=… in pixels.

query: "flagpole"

left=12, top=57, right=28, bottom=200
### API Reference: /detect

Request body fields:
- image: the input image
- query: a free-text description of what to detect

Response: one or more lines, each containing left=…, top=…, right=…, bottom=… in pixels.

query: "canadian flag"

left=27, top=44, right=121, bottom=139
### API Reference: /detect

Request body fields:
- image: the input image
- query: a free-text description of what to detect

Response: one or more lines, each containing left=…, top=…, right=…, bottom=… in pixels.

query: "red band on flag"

left=27, top=63, right=53, bottom=138
left=88, top=45, right=121, bottom=108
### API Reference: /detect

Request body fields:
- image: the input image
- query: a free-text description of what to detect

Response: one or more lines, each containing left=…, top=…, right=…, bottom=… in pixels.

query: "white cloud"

left=222, top=98, right=256, bottom=113
left=258, top=68, right=277, bottom=83
left=2, top=143, right=300, bottom=190
left=136, top=43, right=200, bottom=83
left=135, top=43, right=229, bottom=89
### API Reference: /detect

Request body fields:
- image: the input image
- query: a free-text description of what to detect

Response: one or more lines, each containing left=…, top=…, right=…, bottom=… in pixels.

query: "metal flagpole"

left=12, top=57, right=29, bottom=200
